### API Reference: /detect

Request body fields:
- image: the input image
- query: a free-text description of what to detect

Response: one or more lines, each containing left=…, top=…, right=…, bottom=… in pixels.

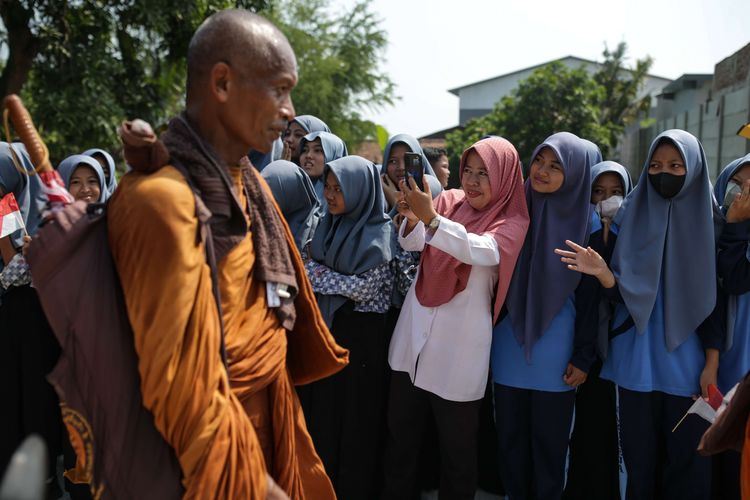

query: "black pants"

left=301, top=305, right=389, bottom=499
left=494, top=383, right=576, bottom=500
left=382, top=371, right=482, bottom=500
left=0, top=285, right=62, bottom=481
left=564, top=361, right=620, bottom=499
left=617, top=388, right=711, bottom=500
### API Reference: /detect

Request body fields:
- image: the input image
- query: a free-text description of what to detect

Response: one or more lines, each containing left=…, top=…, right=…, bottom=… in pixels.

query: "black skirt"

left=0, top=284, right=62, bottom=477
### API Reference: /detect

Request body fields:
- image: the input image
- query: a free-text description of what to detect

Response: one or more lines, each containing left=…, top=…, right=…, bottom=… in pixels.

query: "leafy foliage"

left=0, top=0, right=393, bottom=166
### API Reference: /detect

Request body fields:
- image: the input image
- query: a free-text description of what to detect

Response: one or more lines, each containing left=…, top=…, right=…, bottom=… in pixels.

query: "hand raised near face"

left=726, top=179, right=750, bottom=223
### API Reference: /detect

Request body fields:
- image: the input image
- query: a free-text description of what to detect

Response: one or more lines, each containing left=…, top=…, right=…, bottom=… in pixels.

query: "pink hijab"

left=415, top=137, right=529, bottom=322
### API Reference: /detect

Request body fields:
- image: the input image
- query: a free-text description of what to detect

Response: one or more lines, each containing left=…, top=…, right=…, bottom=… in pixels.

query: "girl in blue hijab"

left=714, top=152, right=750, bottom=392
left=260, top=159, right=321, bottom=252
left=491, top=132, right=597, bottom=499
left=381, top=134, right=440, bottom=212
left=302, top=155, right=395, bottom=497
left=298, top=131, right=348, bottom=203
left=58, top=154, right=109, bottom=204
left=82, top=148, right=117, bottom=197
left=561, top=130, right=719, bottom=499
left=711, top=152, right=750, bottom=500
left=284, top=114, right=331, bottom=165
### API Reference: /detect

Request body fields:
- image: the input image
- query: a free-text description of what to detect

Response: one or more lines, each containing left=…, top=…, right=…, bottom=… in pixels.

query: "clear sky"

left=333, top=0, right=750, bottom=138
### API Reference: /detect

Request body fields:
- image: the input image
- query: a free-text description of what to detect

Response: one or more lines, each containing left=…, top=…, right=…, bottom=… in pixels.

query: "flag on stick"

left=0, top=192, right=25, bottom=238
left=672, top=384, right=724, bottom=432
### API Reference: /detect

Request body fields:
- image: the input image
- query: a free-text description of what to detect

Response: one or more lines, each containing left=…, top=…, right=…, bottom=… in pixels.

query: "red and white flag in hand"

left=0, top=192, right=25, bottom=238
left=39, top=170, right=74, bottom=205
left=672, top=384, right=724, bottom=432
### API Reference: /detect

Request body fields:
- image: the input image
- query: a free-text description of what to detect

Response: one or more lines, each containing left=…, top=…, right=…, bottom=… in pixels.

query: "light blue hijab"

left=713, top=153, right=750, bottom=351
left=505, top=132, right=593, bottom=358
left=57, top=154, right=109, bottom=203
left=611, top=129, right=717, bottom=351
left=591, top=160, right=633, bottom=195
left=310, top=155, right=393, bottom=326
left=0, top=142, right=46, bottom=245
left=261, top=159, right=321, bottom=251
left=82, top=148, right=117, bottom=197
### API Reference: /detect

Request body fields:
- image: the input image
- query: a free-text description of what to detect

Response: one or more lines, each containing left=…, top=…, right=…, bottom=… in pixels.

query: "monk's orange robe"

left=108, top=165, right=344, bottom=499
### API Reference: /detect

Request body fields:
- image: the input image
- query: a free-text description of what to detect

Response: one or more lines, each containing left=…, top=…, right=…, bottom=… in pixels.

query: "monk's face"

left=220, top=47, right=298, bottom=155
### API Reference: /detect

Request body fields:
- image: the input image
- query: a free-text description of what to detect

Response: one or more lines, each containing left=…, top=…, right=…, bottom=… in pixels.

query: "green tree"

left=446, top=44, right=653, bottom=176
left=0, top=0, right=393, bottom=165
left=266, top=0, right=395, bottom=149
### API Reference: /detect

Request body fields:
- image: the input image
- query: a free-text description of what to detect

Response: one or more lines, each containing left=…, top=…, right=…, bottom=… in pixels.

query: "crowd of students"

left=1, top=108, right=750, bottom=500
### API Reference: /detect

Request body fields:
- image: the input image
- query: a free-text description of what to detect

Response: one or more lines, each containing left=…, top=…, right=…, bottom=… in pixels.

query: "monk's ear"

left=210, top=62, right=231, bottom=103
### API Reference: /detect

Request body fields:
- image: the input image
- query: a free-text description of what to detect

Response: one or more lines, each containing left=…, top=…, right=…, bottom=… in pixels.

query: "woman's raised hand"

left=727, top=179, right=750, bottom=223
left=554, top=240, right=616, bottom=288
left=399, top=176, right=437, bottom=224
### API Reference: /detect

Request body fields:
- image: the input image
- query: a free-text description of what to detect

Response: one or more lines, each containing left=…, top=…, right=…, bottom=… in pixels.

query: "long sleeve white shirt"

left=388, top=217, right=500, bottom=402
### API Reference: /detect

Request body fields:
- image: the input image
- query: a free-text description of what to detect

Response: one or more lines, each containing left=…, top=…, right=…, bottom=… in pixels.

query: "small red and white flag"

left=672, top=384, right=725, bottom=432
left=0, top=192, right=25, bottom=239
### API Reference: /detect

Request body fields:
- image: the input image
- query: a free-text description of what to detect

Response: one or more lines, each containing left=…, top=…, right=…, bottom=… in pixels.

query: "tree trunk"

left=0, top=2, right=38, bottom=97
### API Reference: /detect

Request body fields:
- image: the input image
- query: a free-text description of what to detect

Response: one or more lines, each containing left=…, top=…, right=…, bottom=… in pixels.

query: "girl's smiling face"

left=68, top=165, right=101, bottom=203
left=529, top=147, right=565, bottom=194
left=461, top=149, right=492, bottom=210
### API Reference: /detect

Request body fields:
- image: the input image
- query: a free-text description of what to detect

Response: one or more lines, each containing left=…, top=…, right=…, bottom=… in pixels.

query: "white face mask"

left=595, top=195, right=623, bottom=219
left=724, top=181, right=742, bottom=209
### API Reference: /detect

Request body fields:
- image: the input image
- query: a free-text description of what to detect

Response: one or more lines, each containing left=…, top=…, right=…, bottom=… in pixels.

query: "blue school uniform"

left=600, top=283, right=705, bottom=397
left=492, top=298, right=575, bottom=392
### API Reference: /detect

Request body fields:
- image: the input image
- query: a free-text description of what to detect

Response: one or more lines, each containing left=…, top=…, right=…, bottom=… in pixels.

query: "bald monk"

left=107, top=9, right=348, bottom=499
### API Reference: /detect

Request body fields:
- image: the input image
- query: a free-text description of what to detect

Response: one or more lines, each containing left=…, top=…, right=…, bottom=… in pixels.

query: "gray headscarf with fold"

left=382, top=134, right=438, bottom=178
left=261, top=159, right=321, bottom=251
left=310, top=155, right=393, bottom=326
left=57, top=154, right=109, bottom=203
left=82, top=148, right=117, bottom=196
left=611, top=129, right=717, bottom=351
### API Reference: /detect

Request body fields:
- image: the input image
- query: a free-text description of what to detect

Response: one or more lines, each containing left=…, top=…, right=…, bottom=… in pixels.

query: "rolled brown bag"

left=118, top=119, right=169, bottom=174
left=3, top=94, right=52, bottom=173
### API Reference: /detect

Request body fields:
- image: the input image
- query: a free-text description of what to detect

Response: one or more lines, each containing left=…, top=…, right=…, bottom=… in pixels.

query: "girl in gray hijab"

left=559, top=130, right=720, bottom=499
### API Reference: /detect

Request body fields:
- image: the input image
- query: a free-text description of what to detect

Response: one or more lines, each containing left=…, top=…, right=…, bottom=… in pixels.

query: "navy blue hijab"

left=505, top=132, right=593, bottom=358
left=58, top=154, right=109, bottom=203
left=261, top=159, right=321, bottom=251
left=611, top=129, right=717, bottom=351
left=0, top=142, right=47, bottom=244
left=310, top=155, right=393, bottom=325
left=299, top=131, right=348, bottom=203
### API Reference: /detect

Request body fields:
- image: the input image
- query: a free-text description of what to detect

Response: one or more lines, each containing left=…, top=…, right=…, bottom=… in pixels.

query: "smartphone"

left=403, top=152, right=424, bottom=191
